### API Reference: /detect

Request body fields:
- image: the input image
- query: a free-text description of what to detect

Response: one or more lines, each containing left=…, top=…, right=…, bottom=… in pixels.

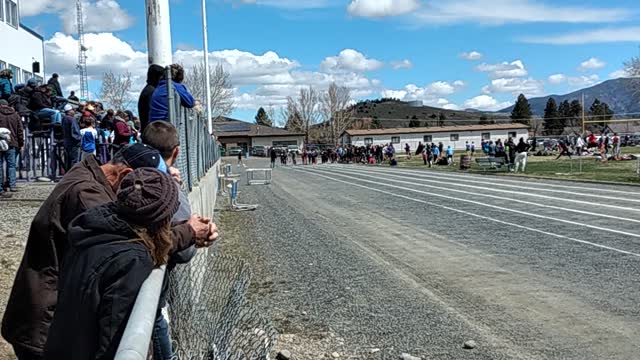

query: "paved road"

left=228, top=159, right=640, bottom=359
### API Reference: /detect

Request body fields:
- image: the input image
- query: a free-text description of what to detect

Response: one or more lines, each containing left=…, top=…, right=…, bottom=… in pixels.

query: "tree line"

left=510, top=93, right=615, bottom=136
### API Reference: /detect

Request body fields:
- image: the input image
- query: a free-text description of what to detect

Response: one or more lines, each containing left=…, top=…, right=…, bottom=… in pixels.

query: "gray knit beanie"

left=116, top=168, right=179, bottom=231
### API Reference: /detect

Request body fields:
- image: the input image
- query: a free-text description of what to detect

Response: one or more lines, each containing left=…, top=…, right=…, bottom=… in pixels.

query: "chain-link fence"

left=117, top=70, right=277, bottom=360
left=168, top=251, right=277, bottom=360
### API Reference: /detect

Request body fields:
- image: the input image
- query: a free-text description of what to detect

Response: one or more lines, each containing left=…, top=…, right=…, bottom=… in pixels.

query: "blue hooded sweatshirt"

left=149, top=80, right=195, bottom=122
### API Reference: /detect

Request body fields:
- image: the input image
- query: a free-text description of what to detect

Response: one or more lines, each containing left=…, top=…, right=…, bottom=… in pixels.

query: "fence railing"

left=115, top=69, right=277, bottom=360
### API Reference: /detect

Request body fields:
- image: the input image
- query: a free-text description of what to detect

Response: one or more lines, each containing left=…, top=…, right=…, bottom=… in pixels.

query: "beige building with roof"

left=341, top=124, right=530, bottom=151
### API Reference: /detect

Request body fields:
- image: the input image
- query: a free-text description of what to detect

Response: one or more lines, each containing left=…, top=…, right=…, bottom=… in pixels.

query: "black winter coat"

left=43, top=204, right=155, bottom=360
left=138, top=65, right=164, bottom=132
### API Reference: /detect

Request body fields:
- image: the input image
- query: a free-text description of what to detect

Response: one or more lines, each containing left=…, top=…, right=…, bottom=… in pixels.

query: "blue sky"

left=21, top=0, right=640, bottom=121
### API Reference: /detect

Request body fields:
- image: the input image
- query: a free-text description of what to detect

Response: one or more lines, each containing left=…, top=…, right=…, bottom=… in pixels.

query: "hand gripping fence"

left=115, top=67, right=277, bottom=360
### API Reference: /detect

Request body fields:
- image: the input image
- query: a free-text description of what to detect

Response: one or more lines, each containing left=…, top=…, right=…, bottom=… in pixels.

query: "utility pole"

left=146, top=0, right=173, bottom=66
left=201, top=0, right=213, bottom=135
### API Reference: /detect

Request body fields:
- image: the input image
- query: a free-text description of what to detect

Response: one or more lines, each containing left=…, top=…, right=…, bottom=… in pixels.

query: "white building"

left=341, top=124, right=530, bottom=151
left=213, top=119, right=305, bottom=153
left=0, top=0, right=45, bottom=85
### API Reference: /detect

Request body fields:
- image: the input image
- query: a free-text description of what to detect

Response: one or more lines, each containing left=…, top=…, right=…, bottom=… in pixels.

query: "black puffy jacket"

left=43, top=204, right=154, bottom=360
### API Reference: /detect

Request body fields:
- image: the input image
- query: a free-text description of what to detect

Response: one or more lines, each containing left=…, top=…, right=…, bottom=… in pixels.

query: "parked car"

left=251, top=145, right=267, bottom=157
left=287, top=145, right=301, bottom=155
left=227, top=147, right=243, bottom=156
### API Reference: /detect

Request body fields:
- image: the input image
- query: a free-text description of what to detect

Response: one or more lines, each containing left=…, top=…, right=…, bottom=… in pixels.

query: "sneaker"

left=9, top=188, right=19, bottom=192
left=0, top=192, right=12, bottom=199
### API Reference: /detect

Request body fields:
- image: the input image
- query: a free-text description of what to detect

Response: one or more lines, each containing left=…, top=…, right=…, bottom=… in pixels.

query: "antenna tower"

left=76, top=0, right=89, bottom=100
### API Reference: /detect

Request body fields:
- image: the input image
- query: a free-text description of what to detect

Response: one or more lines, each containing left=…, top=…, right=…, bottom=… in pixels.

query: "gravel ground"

left=217, top=157, right=640, bottom=360
left=0, top=182, right=55, bottom=360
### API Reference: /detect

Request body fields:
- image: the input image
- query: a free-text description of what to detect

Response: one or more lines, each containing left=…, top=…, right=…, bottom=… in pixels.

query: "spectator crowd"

left=0, top=63, right=213, bottom=360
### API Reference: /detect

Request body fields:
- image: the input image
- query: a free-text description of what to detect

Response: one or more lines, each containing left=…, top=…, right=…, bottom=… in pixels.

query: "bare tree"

left=287, top=87, right=321, bottom=144
left=624, top=55, right=640, bottom=77
left=266, top=104, right=282, bottom=127
left=320, top=83, right=354, bottom=146
left=100, top=70, right=133, bottom=110
left=183, top=62, right=235, bottom=122
left=282, top=97, right=303, bottom=131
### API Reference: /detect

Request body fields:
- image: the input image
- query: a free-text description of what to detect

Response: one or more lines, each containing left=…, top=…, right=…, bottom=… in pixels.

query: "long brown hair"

left=131, top=223, right=173, bottom=266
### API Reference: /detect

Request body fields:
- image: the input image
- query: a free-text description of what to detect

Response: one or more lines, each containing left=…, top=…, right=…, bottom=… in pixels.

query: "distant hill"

left=499, top=78, right=640, bottom=115
left=351, top=99, right=508, bottom=128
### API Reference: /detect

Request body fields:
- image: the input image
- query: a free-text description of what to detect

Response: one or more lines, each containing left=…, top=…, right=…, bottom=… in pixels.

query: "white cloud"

left=320, top=49, right=384, bottom=73
left=22, top=0, right=134, bottom=34
left=519, top=27, right=640, bottom=45
left=459, top=51, right=483, bottom=60
left=391, top=59, right=413, bottom=69
left=609, top=69, right=629, bottom=79
left=477, top=60, right=528, bottom=79
left=548, top=74, right=567, bottom=84
left=347, top=0, right=420, bottom=18
left=45, top=32, right=385, bottom=111
left=481, top=77, right=544, bottom=97
left=578, top=57, right=606, bottom=71
left=413, top=0, right=629, bottom=25
left=567, top=75, right=600, bottom=87
left=463, top=95, right=511, bottom=111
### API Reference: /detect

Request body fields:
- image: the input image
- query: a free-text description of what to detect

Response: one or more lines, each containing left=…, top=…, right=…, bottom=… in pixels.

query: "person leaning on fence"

left=1, top=143, right=217, bottom=360
left=62, top=104, right=82, bottom=169
left=142, top=121, right=220, bottom=359
left=149, top=64, right=195, bottom=123
left=138, top=64, right=165, bottom=132
left=44, top=168, right=180, bottom=360
left=80, top=113, right=98, bottom=160
left=0, top=99, right=23, bottom=197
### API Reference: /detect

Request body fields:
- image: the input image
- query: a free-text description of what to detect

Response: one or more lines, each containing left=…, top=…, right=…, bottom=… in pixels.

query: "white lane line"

left=306, top=167, right=640, bottom=240
left=294, top=168, right=640, bottom=258
left=325, top=167, right=640, bottom=224
left=323, top=166, right=640, bottom=213
left=330, top=165, right=640, bottom=204
left=328, top=164, right=640, bottom=196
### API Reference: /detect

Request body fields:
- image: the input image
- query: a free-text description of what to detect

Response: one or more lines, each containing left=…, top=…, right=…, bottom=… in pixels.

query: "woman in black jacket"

left=44, top=168, right=179, bottom=360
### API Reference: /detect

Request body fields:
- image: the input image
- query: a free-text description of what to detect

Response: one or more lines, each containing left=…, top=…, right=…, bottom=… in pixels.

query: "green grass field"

left=392, top=147, right=640, bottom=184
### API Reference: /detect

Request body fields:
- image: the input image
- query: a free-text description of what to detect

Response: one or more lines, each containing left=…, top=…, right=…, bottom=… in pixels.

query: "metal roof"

left=213, top=122, right=304, bottom=138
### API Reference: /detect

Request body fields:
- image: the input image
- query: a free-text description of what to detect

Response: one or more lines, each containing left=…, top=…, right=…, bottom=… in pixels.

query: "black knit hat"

left=116, top=168, right=179, bottom=231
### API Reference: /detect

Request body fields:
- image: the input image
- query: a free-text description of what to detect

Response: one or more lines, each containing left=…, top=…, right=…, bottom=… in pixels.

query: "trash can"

left=460, top=155, right=471, bottom=170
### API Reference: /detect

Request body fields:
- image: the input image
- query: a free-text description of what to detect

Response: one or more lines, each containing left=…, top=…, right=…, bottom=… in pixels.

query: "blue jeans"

left=0, top=147, right=17, bottom=191
left=152, top=309, right=173, bottom=360
left=36, top=108, right=62, bottom=125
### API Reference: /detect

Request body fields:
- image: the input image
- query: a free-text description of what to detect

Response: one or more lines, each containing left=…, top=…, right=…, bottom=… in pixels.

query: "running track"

left=240, top=159, right=640, bottom=359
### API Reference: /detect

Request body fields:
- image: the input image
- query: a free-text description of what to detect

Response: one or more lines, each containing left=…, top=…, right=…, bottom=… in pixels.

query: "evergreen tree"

left=542, top=98, right=562, bottom=135
left=510, top=93, right=532, bottom=125
left=437, top=112, right=446, bottom=126
left=371, top=117, right=382, bottom=129
left=569, top=100, right=583, bottom=127
left=478, top=115, right=489, bottom=125
left=589, top=98, right=614, bottom=128
left=254, top=107, right=272, bottom=127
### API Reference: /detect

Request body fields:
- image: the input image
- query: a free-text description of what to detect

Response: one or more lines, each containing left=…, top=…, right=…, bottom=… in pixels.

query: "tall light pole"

left=201, top=0, right=213, bottom=135
left=146, top=0, right=173, bottom=66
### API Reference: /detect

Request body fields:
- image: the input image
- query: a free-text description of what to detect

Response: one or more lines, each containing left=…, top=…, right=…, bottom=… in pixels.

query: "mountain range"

left=498, top=77, right=640, bottom=116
